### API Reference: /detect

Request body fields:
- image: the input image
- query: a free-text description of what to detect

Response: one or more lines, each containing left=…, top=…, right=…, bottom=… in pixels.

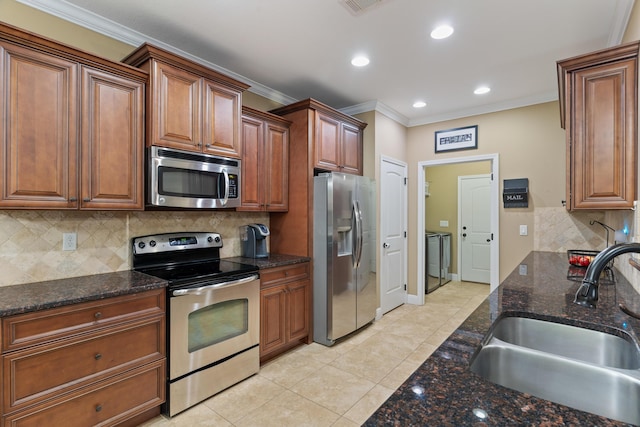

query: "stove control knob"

left=149, top=240, right=156, bottom=247
left=138, top=241, right=146, bottom=249
left=214, top=236, right=221, bottom=243
left=207, top=236, right=213, bottom=243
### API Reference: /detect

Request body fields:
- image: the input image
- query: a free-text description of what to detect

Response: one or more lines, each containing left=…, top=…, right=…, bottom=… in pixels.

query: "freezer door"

left=329, top=173, right=358, bottom=340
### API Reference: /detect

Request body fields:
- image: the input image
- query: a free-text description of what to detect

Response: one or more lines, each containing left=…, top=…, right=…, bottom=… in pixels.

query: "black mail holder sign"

left=503, top=178, right=528, bottom=208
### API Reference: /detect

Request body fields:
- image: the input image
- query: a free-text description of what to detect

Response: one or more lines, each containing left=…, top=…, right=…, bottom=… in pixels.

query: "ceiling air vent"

left=341, top=0, right=389, bottom=15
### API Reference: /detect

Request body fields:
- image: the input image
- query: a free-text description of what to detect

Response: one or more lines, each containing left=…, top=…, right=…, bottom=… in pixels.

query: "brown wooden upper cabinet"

left=558, top=41, right=639, bottom=210
left=0, top=23, right=146, bottom=210
left=123, top=44, right=249, bottom=159
left=271, top=98, right=366, bottom=176
left=239, top=107, right=290, bottom=212
left=315, top=112, right=363, bottom=175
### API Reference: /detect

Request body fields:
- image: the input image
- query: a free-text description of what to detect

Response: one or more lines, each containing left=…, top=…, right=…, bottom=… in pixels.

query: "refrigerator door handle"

left=353, top=200, right=364, bottom=268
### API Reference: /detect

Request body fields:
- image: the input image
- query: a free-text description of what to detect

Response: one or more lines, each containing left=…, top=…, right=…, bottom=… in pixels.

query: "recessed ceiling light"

left=351, top=56, right=370, bottom=67
left=413, top=101, right=427, bottom=108
left=474, top=86, right=491, bottom=95
left=431, top=25, right=454, bottom=39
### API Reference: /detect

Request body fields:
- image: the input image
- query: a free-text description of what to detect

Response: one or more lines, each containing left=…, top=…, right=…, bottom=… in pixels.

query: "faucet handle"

left=574, top=282, right=598, bottom=308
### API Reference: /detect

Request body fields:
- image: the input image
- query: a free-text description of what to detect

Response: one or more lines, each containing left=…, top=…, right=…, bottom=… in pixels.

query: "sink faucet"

left=574, top=242, right=640, bottom=309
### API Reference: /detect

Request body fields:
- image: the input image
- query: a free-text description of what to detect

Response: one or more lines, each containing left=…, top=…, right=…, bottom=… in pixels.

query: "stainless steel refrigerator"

left=313, top=172, right=376, bottom=346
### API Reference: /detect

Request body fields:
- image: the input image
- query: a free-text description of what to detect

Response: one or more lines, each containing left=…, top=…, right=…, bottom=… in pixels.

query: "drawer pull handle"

left=95, top=404, right=102, bottom=412
left=94, top=312, right=102, bottom=319
left=94, top=353, right=102, bottom=360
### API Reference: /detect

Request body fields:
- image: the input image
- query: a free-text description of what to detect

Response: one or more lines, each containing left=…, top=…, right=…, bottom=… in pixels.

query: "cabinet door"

left=286, top=279, right=310, bottom=342
left=203, top=81, right=242, bottom=158
left=340, top=122, right=363, bottom=175
left=260, top=285, right=287, bottom=358
left=239, top=115, right=264, bottom=211
left=151, top=60, right=202, bottom=152
left=264, top=122, right=289, bottom=211
left=0, top=42, right=78, bottom=208
left=314, top=112, right=341, bottom=171
left=80, top=67, right=144, bottom=210
left=570, top=58, right=637, bottom=209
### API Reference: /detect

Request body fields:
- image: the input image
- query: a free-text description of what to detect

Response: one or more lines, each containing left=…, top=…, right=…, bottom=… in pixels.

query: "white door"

left=459, top=175, right=491, bottom=283
left=380, top=157, right=407, bottom=314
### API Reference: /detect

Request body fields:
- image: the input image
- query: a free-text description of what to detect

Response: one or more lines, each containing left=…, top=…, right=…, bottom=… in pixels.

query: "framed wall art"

left=435, top=125, right=478, bottom=153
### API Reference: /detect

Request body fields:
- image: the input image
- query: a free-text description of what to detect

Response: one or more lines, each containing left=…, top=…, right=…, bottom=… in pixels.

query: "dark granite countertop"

left=365, top=251, right=640, bottom=426
left=225, top=253, right=310, bottom=269
left=0, top=271, right=167, bottom=317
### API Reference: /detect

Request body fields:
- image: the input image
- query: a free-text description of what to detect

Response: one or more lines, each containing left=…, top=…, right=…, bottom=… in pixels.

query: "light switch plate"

left=519, top=264, right=527, bottom=275
left=519, top=225, right=528, bottom=236
left=440, top=220, right=449, bottom=227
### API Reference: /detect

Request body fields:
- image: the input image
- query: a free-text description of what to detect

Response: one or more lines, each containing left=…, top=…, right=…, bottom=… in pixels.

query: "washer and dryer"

left=425, top=231, right=451, bottom=293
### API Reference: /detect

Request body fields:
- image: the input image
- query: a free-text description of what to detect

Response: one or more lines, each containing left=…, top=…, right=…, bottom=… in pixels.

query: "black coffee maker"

left=240, top=223, right=270, bottom=258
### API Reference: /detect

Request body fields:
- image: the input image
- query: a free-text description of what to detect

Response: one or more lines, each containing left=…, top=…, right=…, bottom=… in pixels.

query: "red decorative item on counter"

left=567, top=250, right=599, bottom=268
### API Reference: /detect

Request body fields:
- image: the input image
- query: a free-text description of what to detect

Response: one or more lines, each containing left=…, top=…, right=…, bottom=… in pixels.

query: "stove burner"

left=131, top=232, right=258, bottom=288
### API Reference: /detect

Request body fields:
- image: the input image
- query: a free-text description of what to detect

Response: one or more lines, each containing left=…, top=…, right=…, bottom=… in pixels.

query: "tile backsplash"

left=0, top=210, right=268, bottom=287
left=534, top=206, right=639, bottom=293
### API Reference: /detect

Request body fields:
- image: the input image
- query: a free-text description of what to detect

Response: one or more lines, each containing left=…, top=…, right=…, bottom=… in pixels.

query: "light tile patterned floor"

left=140, top=281, right=490, bottom=427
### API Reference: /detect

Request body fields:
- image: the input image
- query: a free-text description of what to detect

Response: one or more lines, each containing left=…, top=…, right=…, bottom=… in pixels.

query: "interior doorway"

left=416, top=154, right=500, bottom=303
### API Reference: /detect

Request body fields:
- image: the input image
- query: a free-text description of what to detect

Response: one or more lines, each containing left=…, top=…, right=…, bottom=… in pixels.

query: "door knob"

left=383, top=243, right=390, bottom=248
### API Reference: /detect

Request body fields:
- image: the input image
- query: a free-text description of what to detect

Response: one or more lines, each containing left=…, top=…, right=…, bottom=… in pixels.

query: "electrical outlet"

left=439, top=220, right=449, bottom=227
left=519, top=225, right=528, bottom=236
left=519, top=264, right=527, bottom=275
left=62, top=232, right=77, bottom=251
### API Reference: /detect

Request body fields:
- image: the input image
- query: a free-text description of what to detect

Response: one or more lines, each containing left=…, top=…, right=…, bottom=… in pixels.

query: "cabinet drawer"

left=260, top=263, right=309, bottom=287
left=2, top=359, right=165, bottom=427
left=2, top=289, right=165, bottom=352
left=3, top=317, right=164, bottom=412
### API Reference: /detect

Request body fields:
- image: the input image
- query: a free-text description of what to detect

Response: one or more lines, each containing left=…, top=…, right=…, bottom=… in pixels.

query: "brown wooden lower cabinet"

left=0, top=289, right=166, bottom=427
left=260, top=262, right=310, bottom=363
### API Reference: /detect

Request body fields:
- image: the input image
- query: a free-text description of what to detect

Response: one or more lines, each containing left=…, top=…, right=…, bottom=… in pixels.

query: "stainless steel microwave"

left=148, top=146, right=241, bottom=209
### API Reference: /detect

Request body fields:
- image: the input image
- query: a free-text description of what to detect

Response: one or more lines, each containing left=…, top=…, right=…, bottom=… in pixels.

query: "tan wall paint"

left=355, top=111, right=376, bottom=179
left=424, top=161, right=491, bottom=275
left=623, top=1, right=640, bottom=43
left=407, top=102, right=566, bottom=291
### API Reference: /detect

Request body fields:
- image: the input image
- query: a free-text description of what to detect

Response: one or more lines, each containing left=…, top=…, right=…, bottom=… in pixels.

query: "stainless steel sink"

left=470, top=316, right=640, bottom=425
left=489, top=316, right=640, bottom=369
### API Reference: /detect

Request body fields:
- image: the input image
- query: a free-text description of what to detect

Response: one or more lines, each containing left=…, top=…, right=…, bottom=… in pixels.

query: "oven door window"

left=159, top=166, right=226, bottom=199
left=188, top=298, right=248, bottom=353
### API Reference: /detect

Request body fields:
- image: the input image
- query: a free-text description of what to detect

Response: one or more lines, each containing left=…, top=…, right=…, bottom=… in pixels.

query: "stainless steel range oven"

left=132, top=232, right=259, bottom=417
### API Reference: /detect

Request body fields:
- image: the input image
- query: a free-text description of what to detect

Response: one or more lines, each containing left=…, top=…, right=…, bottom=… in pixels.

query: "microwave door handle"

left=171, top=274, right=258, bottom=297
left=221, top=169, right=230, bottom=206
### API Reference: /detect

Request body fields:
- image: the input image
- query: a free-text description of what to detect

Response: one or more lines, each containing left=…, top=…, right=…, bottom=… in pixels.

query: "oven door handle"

left=171, top=274, right=258, bottom=297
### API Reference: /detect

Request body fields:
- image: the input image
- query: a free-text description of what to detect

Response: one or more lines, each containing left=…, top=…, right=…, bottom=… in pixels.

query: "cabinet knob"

left=95, top=404, right=102, bottom=413
left=94, top=353, right=102, bottom=360
left=205, top=144, right=212, bottom=148
left=94, top=312, right=102, bottom=319
left=83, top=198, right=90, bottom=202
left=69, top=197, right=77, bottom=202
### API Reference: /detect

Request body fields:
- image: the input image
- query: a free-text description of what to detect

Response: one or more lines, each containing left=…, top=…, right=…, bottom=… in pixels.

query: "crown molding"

left=340, top=101, right=410, bottom=126
left=408, top=91, right=558, bottom=127
left=17, top=0, right=297, bottom=105
left=608, top=0, right=635, bottom=46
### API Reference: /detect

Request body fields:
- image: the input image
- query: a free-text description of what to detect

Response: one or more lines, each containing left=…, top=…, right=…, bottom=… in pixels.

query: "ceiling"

left=19, top=0, right=635, bottom=126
